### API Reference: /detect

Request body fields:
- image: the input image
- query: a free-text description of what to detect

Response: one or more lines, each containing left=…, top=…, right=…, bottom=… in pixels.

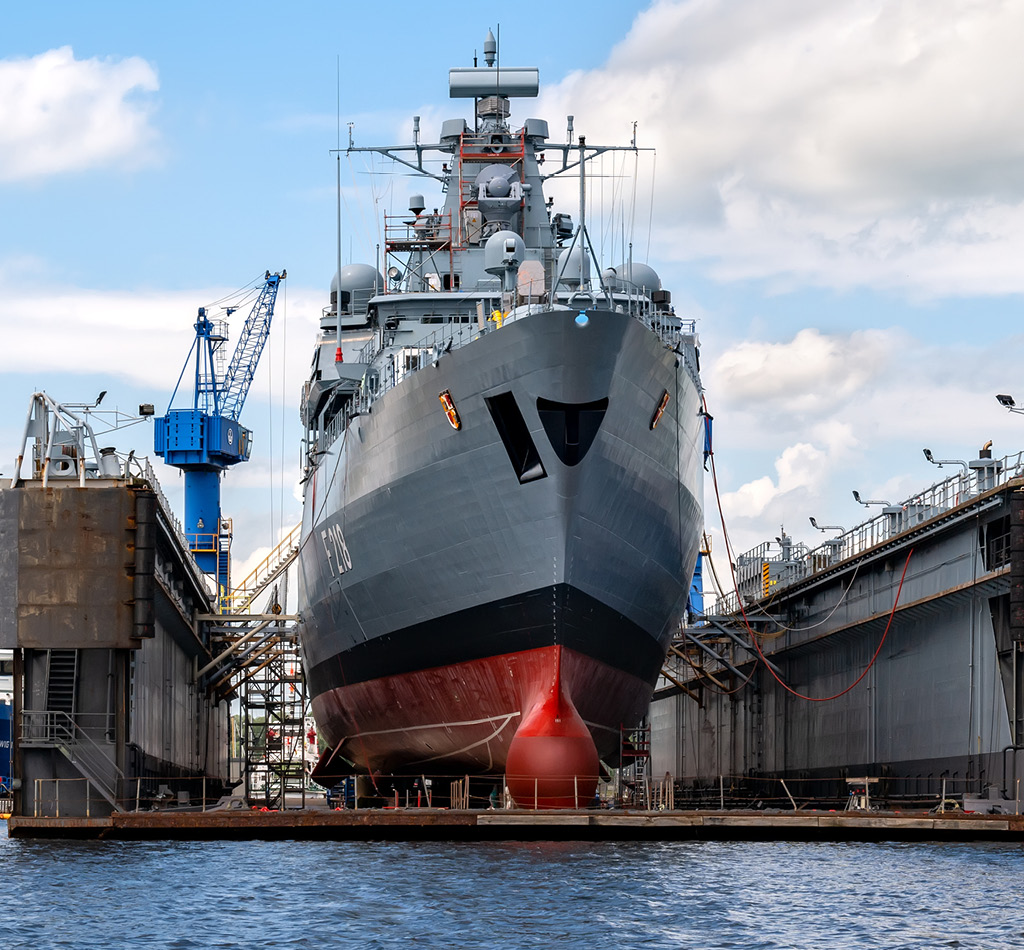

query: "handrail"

left=21, top=709, right=125, bottom=811
left=717, top=452, right=1024, bottom=613
left=221, top=524, right=302, bottom=613
left=21, top=767, right=1007, bottom=816
left=321, top=303, right=695, bottom=454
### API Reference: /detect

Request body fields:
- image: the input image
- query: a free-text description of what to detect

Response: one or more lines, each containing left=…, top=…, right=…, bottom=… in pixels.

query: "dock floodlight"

left=852, top=490, right=891, bottom=507
left=997, top=393, right=1024, bottom=414
left=809, top=517, right=844, bottom=533
left=923, top=447, right=968, bottom=473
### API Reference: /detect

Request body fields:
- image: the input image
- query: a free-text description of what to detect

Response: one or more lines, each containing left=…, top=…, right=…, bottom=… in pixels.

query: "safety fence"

left=671, top=772, right=1020, bottom=815
left=718, top=449, right=1024, bottom=614
left=28, top=775, right=231, bottom=819
left=15, top=769, right=1018, bottom=819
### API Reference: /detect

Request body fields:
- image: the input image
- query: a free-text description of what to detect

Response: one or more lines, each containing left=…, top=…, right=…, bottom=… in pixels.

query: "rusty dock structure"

left=1, top=393, right=304, bottom=828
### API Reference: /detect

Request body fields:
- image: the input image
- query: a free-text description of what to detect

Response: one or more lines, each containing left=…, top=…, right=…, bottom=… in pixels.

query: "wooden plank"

left=477, top=814, right=590, bottom=826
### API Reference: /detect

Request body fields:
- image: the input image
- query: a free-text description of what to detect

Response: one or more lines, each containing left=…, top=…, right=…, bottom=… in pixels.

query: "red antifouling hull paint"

left=311, top=644, right=651, bottom=795
left=505, top=653, right=600, bottom=808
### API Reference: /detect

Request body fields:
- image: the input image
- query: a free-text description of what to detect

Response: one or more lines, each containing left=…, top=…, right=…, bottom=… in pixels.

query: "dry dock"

left=7, top=808, right=1022, bottom=841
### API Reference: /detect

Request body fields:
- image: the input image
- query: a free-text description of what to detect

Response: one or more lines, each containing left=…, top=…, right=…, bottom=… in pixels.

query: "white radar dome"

left=611, top=262, right=661, bottom=294
left=484, top=230, right=526, bottom=276
left=558, top=246, right=591, bottom=289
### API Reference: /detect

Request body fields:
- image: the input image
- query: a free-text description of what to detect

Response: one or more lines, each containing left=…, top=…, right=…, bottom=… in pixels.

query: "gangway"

left=220, top=524, right=301, bottom=613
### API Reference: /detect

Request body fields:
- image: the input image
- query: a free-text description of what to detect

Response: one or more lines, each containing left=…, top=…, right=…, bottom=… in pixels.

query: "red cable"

left=704, top=392, right=914, bottom=703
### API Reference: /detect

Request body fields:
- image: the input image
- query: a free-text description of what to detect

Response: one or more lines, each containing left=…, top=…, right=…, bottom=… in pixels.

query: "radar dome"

left=331, top=263, right=384, bottom=313
left=611, top=262, right=661, bottom=294
left=558, top=246, right=591, bottom=289
left=484, top=230, right=526, bottom=276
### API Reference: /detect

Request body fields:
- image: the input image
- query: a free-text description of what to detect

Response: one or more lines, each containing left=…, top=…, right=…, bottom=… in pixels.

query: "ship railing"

left=320, top=300, right=698, bottom=453
left=140, top=459, right=193, bottom=557
left=716, top=449, right=1024, bottom=614
left=136, top=459, right=216, bottom=599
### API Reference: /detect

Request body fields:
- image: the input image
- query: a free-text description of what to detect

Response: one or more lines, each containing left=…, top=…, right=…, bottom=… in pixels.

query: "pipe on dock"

left=133, top=491, right=156, bottom=639
left=1010, top=489, right=1024, bottom=642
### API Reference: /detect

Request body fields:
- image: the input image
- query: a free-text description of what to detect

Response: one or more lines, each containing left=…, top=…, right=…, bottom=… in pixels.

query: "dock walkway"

left=7, top=809, right=1021, bottom=841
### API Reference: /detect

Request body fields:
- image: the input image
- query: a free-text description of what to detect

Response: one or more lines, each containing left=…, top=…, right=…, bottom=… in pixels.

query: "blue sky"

left=4, top=0, right=1024, bottom=587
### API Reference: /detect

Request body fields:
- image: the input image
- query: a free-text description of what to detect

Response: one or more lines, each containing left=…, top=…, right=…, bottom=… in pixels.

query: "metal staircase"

left=619, top=723, right=652, bottom=808
left=221, top=524, right=300, bottom=613
left=20, top=710, right=125, bottom=812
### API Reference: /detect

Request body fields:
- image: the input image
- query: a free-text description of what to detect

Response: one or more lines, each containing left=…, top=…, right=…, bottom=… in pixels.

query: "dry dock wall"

left=651, top=482, right=1024, bottom=807
left=0, top=482, right=230, bottom=818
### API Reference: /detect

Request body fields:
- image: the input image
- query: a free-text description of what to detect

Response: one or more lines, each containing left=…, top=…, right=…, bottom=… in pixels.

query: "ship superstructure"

left=297, top=35, right=704, bottom=807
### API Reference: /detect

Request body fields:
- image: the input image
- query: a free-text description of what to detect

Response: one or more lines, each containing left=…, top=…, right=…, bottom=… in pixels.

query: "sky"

left=3, top=0, right=1024, bottom=596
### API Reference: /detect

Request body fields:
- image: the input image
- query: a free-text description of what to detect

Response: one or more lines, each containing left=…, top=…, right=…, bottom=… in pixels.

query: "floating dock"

left=6, top=807, right=1022, bottom=841
left=653, top=446, right=1024, bottom=810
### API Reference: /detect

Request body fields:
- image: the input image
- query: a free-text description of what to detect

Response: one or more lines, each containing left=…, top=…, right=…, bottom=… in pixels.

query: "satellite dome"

left=558, top=246, right=591, bottom=289
left=484, top=230, right=526, bottom=276
left=331, top=263, right=384, bottom=314
left=612, top=262, right=661, bottom=294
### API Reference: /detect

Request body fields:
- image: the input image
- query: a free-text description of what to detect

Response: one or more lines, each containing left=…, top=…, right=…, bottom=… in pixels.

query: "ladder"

left=45, top=650, right=78, bottom=717
left=619, top=722, right=652, bottom=808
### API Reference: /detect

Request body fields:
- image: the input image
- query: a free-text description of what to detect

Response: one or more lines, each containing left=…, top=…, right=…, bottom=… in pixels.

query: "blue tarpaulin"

left=0, top=703, right=12, bottom=793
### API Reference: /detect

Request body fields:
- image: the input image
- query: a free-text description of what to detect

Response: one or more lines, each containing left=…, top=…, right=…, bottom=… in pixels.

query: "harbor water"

left=3, top=825, right=1023, bottom=948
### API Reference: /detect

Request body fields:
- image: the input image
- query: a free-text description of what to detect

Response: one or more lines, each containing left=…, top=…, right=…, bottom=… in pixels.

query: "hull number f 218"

left=321, top=523, right=353, bottom=576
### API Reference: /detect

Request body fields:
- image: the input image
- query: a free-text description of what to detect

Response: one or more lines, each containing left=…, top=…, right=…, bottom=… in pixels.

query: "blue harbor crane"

left=154, top=270, right=285, bottom=600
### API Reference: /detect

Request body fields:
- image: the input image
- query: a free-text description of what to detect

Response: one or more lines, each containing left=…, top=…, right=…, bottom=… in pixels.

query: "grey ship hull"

left=298, top=307, right=703, bottom=775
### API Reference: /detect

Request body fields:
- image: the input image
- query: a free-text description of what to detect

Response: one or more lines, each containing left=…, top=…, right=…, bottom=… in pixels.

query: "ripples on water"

left=2, top=828, right=1023, bottom=949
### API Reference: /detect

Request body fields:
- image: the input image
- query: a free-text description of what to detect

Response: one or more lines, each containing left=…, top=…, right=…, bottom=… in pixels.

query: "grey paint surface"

left=654, top=491, right=1022, bottom=798
left=299, top=307, right=703, bottom=683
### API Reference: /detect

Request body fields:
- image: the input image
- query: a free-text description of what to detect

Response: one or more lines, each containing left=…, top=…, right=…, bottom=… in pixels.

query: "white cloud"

left=710, top=327, right=894, bottom=415
left=1, top=282, right=323, bottom=397
left=720, top=441, right=829, bottom=518
left=536, top=0, right=1024, bottom=295
left=0, top=46, right=159, bottom=182
left=703, top=320, right=1024, bottom=558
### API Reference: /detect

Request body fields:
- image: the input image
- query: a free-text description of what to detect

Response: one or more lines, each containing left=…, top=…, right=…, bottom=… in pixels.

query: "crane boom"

left=221, top=271, right=283, bottom=421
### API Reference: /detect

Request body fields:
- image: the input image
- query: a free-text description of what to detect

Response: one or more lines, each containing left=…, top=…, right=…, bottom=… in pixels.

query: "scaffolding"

left=196, top=526, right=320, bottom=809
left=240, top=630, right=314, bottom=809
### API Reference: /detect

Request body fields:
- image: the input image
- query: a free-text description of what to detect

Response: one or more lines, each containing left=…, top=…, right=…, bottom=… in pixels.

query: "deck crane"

left=154, top=270, right=285, bottom=602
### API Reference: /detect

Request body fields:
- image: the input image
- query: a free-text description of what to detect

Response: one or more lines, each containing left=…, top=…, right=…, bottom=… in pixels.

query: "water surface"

left=2, top=828, right=1021, bottom=948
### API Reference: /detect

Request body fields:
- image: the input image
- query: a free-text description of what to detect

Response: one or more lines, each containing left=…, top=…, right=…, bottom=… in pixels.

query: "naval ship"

left=297, top=34, right=704, bottom=807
